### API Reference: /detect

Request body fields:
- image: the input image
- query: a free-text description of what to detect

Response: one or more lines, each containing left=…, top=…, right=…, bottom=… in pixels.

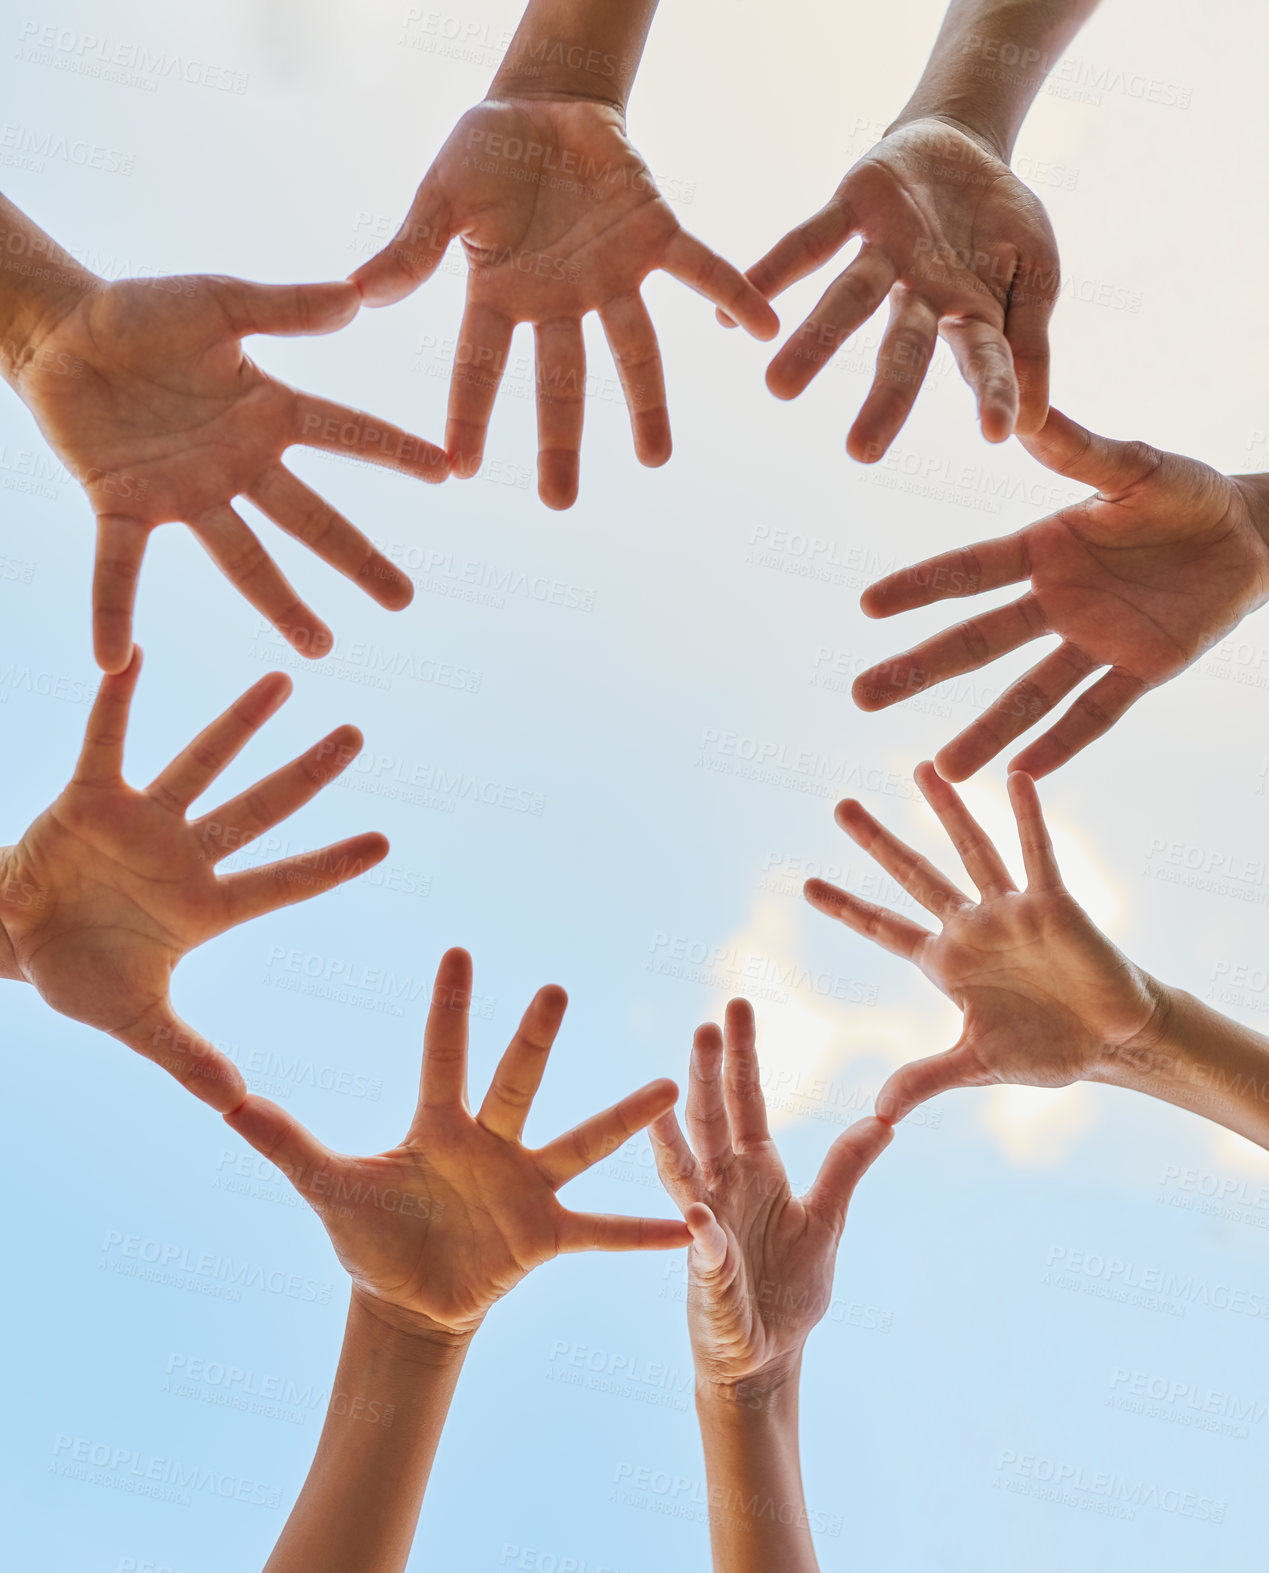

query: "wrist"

left=883, top=108, right=1012, bottom=167
left=695, top=1349, right=803, bottom=1417
left=1086, top=974, right=1178, bottom=1090
left=349, top=1286, right=480, bottom=1365
left=0, top=249, right=96, bottom=388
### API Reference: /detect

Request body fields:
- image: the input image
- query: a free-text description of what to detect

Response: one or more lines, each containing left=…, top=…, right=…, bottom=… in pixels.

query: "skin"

left=805, top=763, right=1269, bottom=1150
left=729, top=0, right=1104, bottom=454
left=651, top=999, right=892, bottom=1573
left=352, top=0, right=779, bottom=509
left=0, top=650, right=385, bottom=1111
left=226, top=948, right=690, bottom=1572
left=852, top=409, right=1269, bottom=779
left=0, top=195, right=448, bottom=672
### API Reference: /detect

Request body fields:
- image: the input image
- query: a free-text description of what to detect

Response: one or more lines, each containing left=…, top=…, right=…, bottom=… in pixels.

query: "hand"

left=352, top=97, right=779, bottom=508
left=12, top=272, right=449, bottom=673
left=225, top=947, right=691, bottom=1340
left=649, top=999, right=891, bottom=1390
left=851, top=409, right=1269, bottom=778
left=805, top=762, right=1166, bottom=1124
left=0, top=651, right=385, bottom=1111
left=736, top=117, right=1059, bottom=457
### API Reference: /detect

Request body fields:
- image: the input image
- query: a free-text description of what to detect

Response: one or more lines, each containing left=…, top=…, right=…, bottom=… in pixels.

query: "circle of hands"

left=5, top=77, right=1269, bottom=1468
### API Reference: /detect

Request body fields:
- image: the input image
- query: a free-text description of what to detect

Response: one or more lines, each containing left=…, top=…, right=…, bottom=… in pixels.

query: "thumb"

left=1018, top=407, right=1157, bottom=495
left=876, top=1044, right=990, bottom=1124
left=804, top=1116, right=893, bottom=1233
left=685, top=1202, right=728, bottom=1272
left=118, top=1001, right=246, bottom=1114
left=351, top=171, right=455, bottom=307
left=209, top=277, right=361, bottom=338
left=223, top=1093, right=335, bottom=1198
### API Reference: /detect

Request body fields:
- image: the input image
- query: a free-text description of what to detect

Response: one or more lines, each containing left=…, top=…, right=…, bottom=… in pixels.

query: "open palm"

left=853, top=409, right=1269, bottom=778
left=805, top=762, right=1163, bottom=1123
left=0, top=652, right=384, bottom=1110
left=744, top=117, right=1060, bottom=457
left=15, top=273, right=447, bottom=671
left=226, top=948, right=689, bottom=1338
left=353, top=97, right=778, bottom=507
left=651, top=999, right=891, bottom=1386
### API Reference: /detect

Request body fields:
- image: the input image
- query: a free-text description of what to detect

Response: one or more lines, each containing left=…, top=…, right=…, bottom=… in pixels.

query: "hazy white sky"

left=3, top=1, right=1269, bottom=1568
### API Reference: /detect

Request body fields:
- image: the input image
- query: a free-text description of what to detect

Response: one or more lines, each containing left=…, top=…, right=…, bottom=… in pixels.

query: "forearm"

left=0, top=194, right=95, bottom=384
left=889, top=0, right=1102, bottom=159
left=1093, top=984, right=1269, bottom=1150
left=489, top=0, right=658, bottom=109
left=694, top=1362, right=821, bottom=1573
left=263, top=1291, right=473, bottom=1573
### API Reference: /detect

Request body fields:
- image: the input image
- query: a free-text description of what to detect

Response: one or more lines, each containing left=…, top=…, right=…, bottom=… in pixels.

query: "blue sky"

left=3, top=1, right=1269, bottom=1568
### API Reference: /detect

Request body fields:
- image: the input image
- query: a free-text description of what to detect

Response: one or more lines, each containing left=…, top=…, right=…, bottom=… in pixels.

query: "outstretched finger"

left=222, top=1093, right=336, bottom=1197
left=245, top=466, right=414, bottom=611
left=722, top=998, right=771, bottom=1149
left=193, top=724, right=365, bottom=860
left=75, top=646, right=143, bottom=786
left=913, top=761, right=1016, bottom=898
left=291, top=396, right=449, bottom=483
left=599, top=291, right=671, bottom=467
left=92, top=515, right=149, bottom=675
left=941, top=316, right=1018, bottom=444
left=477, top=984, right=569, bottom=1140
left=876, top=1044, right=990, bottom=1123
left=350, top=169, right=456, bottom=307
left=414, top=948, right=474, bottom=1117
left=804, top=1116, right=893, bottom=1234
left=1009, top=667, right=1148, bottom=779
left=847, top=292, right=939, bottom=462
left=558, top=1210, right=693, bottom=1254
left=533, top=317, right=586, bottom=509
left=660, top=229, right=779, bottom=341
left=188, top=504, right=332, bottom=659
left=804, top=878, right=934, bottom=963
left=649, top=1109, right=700, bottom=1207
left=685, top=1022, right=731, bottom=1168
left=832, top=798, right=970, bottom=921
left=1019, top=407, right=1159, bottom=495
left=537, top=1078, right=680, bottom=1189
left=933, top=642, right=1098, bottom=782
left=215, top=833, right=390, bottom=928
left=766, top=245, right=898, bottom=400
left=852, top=592, right=1049, bottom=711
left=147, top=671, right=292, bottom=813
left=445, top=301, right=514, bottom=478
left=1006, top=770, right=1064, bottom=891
left=117, top=997, right=247, bottom=1114
left=745, top=196, right=858, bottom=301
left=859, top=533, right=1028, bottom=619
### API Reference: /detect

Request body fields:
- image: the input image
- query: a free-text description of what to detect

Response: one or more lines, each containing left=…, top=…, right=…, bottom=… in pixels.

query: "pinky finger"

left=1008, top=667, right=1148, bottom=779
left=558, top=1210, right=693, bottom=1254
left=660, top=230, right=779, bottom=341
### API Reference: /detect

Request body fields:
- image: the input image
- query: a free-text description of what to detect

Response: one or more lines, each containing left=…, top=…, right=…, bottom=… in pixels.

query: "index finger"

left=860, top=533, right=1029, bottom=619
left=659, top=230, right=779, bottom=341
left=92, top=515, right=149, bottom=675
left=75, top=646, right=143, bottom=786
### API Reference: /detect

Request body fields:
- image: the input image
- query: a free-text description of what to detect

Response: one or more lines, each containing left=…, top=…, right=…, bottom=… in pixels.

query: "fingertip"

left=932, top=743, right=971, bottom=784
left=845, top=427, right=887, bottom=465
left=715, top=307, right=738, bottom=329
left=358, top=831, right=391, bottom=867
left=850, top=672, right=888, bottom=710
left=833, top=796, right=866, bottom=829
left=536, top=982, right=569, bottom=1015
left=764, top=360, right=801, bottom=401
left=290, top=622, right=334, bottom=660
